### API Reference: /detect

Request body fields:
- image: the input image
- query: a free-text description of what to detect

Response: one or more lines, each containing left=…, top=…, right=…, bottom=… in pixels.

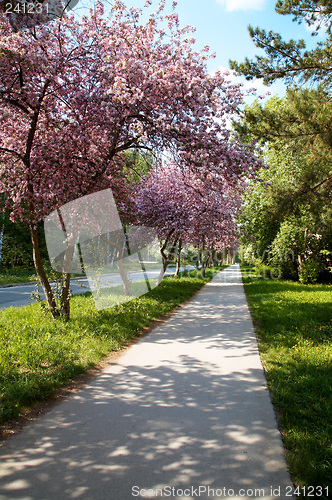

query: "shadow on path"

left=0, top=265, right=293, bottom=500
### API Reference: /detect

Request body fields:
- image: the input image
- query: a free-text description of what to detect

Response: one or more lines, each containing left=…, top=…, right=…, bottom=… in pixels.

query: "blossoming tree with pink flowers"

left=135, top=164, right=242, bottom=280
left=0, top=0, right=260, bottom=318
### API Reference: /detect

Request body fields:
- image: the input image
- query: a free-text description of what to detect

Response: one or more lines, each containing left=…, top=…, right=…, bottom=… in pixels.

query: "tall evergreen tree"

left=230, top=0, right=332, bottom=89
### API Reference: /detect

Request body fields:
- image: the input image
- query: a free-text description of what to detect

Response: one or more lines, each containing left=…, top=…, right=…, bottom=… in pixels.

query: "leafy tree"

left=0, top=0, right=260, bottom=319
left=270, top=217, right=305, bottom=279
left=229, top=0, right=332, bottom=215
left=135, top=164, right=242, bottom=279
left=234, top=88, right=332, bottom=207
left=230, top=0, right=332, bottom=280
left=0, top=214, right=48, bottom=270
left=229, top=0, right=332, bottom=88
left=124, top=150, right=156, bottom=184
left=275, top=0, right=332, bottom=30
left=237, top=94, right=332, bottom=280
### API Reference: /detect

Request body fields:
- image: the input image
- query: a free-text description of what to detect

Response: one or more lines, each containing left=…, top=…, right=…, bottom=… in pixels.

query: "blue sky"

left=74, top=0, right=321, bottom=101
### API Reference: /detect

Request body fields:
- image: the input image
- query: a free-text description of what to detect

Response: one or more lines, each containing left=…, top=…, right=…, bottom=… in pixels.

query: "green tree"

left=231, top=0, right=332, bottom=281
left=235, top=90, right=331, bottom=230
left=123, top=150, right=156, bottom=184
left=237, top=94, right=332, bottom=281
left=229, top=0, right=332, bottom=88
left=270, top=217, right=304, bottom=279
left=0, top=213, right=48, bottom=270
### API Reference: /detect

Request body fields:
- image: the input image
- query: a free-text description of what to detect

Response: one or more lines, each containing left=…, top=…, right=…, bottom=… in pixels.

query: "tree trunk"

left=30, top=224, right=60, bottom=318
left=77, top=243, right=85, bottom=273
left=101, top=235, right=131, bottom=296
left=297, top=227, right=308, bottom=275
left=210, top=248, right=215, bottom=267
left=116, top=249, right=131, bottom=296
left=60, top=272, right=71, bottom=320
left=158, top=232, right=178, bottom=285
left=0, top=194, right=5, bottom=268
left=175, top=239, right=182, bottom=277
left=195, top=247, right=200, bottom=269
left=200, top=238, right=206, bottom=278
left=58, top=231, right=80, bottom=320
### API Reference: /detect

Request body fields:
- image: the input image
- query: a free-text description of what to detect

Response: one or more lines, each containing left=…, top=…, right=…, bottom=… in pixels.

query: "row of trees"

left=237, top=89, right=332, bottom=283
left=231, top=0, right=332, bottom=283
left=135, top=163, right=241, bottom=279
left=0, top=1, right=261, bottom=319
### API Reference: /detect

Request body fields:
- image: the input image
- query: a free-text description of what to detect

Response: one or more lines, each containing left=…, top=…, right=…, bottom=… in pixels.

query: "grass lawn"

left=241, top=267, right=332, bottom=499
left=0, top=268, right=39, bottom=285
left=0, top=266, right=224, bottom=434
left=0, top=267, right=86, bottom=286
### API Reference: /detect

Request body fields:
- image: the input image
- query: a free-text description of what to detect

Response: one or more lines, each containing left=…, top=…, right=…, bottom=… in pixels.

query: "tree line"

left=0, top=0, right=260, bottom=319
left=231, top=0, right=332, bottom=283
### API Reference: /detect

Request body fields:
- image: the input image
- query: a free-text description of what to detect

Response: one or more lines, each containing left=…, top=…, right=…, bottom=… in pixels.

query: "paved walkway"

left=0, top=265, right=293, bottom=500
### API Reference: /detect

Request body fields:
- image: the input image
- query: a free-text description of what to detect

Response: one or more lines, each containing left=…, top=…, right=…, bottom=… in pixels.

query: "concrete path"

left=0, top=265, right=294, bottom=500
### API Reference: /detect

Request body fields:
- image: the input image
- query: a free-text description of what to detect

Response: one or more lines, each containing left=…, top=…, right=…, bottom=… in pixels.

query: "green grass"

left=0, top=268, right=39, bottom=285
left=241, top=267, right=332, bottom=499
left=0, top=267, right=224, bottom=427
left=0, top=267, right=87, bottom=286
left=0, top=263, right=192, bottom=285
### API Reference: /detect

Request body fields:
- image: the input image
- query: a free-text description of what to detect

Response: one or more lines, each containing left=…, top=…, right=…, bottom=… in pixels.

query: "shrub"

left=253, top=261, right=281, bottom=279
left=299, top=258, right=323, bottom=284
left=270, top=218, right=304, bottom=280
left=240, top=244, right=256, bottom=266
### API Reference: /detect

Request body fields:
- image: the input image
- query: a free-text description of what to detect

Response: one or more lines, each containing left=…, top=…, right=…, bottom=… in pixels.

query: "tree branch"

left=0, top=147, right=24, bottom=161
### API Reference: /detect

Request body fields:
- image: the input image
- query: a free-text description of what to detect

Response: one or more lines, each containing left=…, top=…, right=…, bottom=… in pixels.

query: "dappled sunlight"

left=0, top=265, right=292, bottom=499
left=0, top=363, right=287, bottom=498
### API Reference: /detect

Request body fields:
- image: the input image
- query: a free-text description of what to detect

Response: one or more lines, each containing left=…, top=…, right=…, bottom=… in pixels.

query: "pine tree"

left=230, top=0, right=332, bottom=89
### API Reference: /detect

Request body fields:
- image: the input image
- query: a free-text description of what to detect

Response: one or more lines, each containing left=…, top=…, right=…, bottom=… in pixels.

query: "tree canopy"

left=234, top=87, right=332, bottom=209
left=230, top=0, right=332, bottom=89
left=229, top=1, right=332, bottom=282
left=0, top=0, right=260, bottom=317
left=237, top=94, right=332, bottom=282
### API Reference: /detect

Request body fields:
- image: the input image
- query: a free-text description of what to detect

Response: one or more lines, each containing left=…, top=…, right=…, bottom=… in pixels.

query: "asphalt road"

left=0, top=277, right=91, bottom=310
left=0, top=266, right=195, bottom=310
